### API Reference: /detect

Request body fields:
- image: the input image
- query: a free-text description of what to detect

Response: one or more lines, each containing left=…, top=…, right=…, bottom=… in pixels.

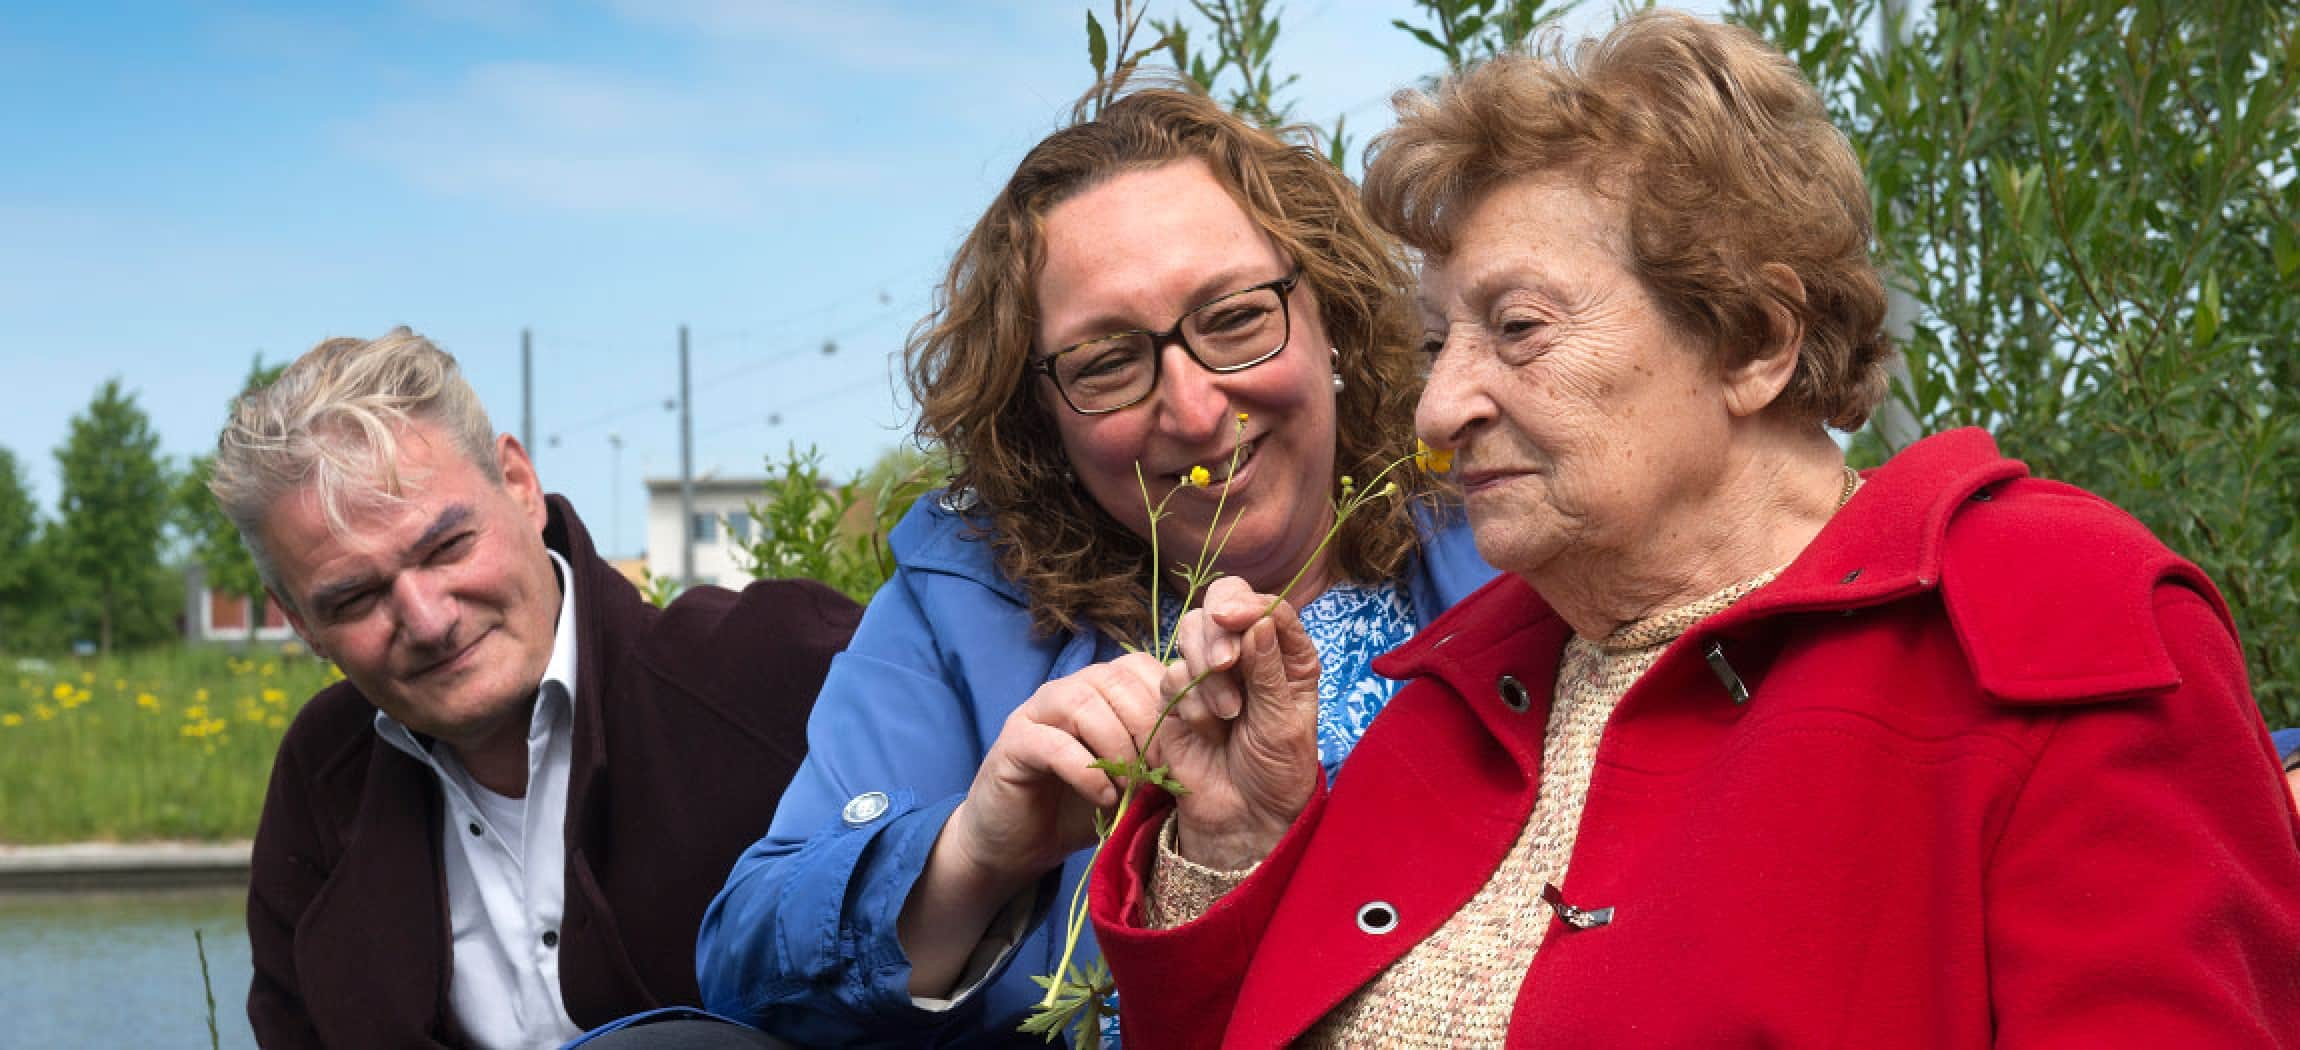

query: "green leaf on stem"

left=1087, top=11, right=1110, bottom=76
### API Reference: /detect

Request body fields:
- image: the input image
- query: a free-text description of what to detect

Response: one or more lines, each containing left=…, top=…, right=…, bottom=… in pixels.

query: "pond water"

left=0, top=887, right=255, bottom=1047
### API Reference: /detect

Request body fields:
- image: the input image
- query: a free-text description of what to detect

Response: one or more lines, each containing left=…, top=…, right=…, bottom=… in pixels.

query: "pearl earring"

left=1330, top=346, right=1344, bottom=393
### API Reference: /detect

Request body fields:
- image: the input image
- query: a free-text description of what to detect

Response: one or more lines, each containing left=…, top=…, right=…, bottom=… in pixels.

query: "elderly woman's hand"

left=1153, top=575, right=1323, bottom=871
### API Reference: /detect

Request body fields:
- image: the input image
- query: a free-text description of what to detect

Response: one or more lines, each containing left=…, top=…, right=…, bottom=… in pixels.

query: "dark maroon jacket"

left=246, top=496, right=860, bottom=1048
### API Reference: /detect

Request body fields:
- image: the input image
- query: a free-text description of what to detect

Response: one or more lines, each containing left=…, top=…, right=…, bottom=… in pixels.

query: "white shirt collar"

left=373, top=548, right=587, bottom=1046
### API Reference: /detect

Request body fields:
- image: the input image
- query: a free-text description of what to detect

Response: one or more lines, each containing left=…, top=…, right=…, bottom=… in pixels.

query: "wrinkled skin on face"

left=266, top=422, right=560, bottom=793
left=1413, top=176, right=1737, bottom=587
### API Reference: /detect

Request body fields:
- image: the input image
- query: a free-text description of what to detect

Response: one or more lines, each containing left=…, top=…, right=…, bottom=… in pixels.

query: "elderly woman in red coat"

left=1080, top=10, right=2300, bottom=1047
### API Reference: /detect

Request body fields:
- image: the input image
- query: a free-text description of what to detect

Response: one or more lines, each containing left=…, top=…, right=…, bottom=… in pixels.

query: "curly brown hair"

left=1364, top=10, right=1893, bottom=430
left=906, top=86, right=1433, bottom=640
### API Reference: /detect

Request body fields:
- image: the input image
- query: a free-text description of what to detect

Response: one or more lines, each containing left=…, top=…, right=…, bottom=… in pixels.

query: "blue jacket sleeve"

left=695, top=559, right=1001, bottom=1043
left=696, top=530, right=1090, bottom=1047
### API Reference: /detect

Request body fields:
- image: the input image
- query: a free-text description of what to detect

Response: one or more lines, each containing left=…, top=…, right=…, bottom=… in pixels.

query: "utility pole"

left=521, top=328, right=534, bottom=456
left=607, top=432, right=625, bottom=557
left=678, top=324, right=695, bottom=587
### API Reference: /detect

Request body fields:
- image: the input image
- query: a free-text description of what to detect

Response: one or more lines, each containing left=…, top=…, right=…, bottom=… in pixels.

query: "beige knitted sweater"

left=1144, top=569, right=1785, bottom=1048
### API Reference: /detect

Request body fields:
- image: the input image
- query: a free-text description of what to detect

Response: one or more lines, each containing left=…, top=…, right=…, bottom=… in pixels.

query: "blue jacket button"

left=842, top=791, right=892, bottom=826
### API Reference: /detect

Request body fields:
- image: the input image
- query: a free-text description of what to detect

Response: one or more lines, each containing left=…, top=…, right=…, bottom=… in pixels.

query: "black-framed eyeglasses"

left=1030, top=270, right=1302, bottom=415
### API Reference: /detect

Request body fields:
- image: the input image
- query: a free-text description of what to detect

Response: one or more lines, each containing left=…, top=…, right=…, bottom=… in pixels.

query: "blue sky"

left=0, top=0, right=1705, bottom=559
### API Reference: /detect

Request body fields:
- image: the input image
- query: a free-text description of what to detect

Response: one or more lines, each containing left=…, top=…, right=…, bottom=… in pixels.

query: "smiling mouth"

left=406, top=630, right=488, bottom=679
left=1172, top=439, right=1258, bottom=487
left=1456, top=466, right=1534, bottom=494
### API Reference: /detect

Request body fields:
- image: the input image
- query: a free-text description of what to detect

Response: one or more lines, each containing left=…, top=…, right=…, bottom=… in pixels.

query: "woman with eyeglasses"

left=691, top=87, right=1494, bottom=1046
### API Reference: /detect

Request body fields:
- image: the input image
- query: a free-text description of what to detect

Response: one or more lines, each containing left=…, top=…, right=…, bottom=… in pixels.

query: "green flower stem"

left=1029, top=445, right=1416, bottom=1041
left=1039, top=661, right=1219, bottom=1013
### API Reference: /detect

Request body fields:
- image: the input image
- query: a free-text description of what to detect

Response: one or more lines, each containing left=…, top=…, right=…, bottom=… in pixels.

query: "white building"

left=182, top=563, right=297, bottom=644
left=643, top=474, right=770, bottom=590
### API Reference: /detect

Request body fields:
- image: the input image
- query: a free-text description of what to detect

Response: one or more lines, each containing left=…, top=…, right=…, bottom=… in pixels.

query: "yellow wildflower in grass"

left=1415, top=438, right=1454, bottom=474
left=268, top=715, right=287, bottom=730
left=51, top=682, right=71, bottom=701
left=34, top=704, right=55, bottom=720
left=0, top=712, right=20, bottom=727
left=185, top=704, right=209, bottom=721
left=1186, top=465, right=1212, bottom=487
left=78, top=671, right=94, bottom=684
left=136, top=692, right=160, bottom=710
left=194, top=687, right=211, bottom=703
left=260, top=661, right=277, bottom=677
left=261, top=687, right=287, bottom=705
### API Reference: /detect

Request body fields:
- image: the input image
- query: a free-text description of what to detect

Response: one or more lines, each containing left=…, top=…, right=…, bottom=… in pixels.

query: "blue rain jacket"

left=697, top=490, right=1494, bottom=1047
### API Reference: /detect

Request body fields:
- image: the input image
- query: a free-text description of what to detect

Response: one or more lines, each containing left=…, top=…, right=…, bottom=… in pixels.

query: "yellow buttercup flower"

left=1, top=713, right=21, bottom=728
left=1187, top=465, right=1211, bottom=488
left=1415, top=439, right=1454, bottom=474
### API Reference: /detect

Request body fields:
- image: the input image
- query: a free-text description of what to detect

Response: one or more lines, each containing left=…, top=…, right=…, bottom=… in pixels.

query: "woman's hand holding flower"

left=951, top=653, right=1171, bottom=887
left=903, top=653, right=1167, bottom=997
left=1155, top=575, right=1323, bottom=872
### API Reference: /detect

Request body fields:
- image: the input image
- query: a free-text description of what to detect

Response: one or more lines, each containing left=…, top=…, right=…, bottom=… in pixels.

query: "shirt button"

left=842, top=791, right=892, bottom=827
left=467, top=822, right=483, bottom=837
left=541, top=930, right=559, bottom=949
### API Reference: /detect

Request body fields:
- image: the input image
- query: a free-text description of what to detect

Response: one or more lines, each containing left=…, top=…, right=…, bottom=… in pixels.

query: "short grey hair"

left=210, top=327, right=501, bottom=600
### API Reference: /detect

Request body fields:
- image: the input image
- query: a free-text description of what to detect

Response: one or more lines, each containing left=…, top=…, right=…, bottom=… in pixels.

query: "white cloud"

left=406, top=0, right=548, bottom=31
left=329, top=3, right=1087, bottom=220
left=602, top=0, right=1005, bottom=73
left=203, top=10, right=361, bottom=59
left=335, top=60, right=833, bottom=218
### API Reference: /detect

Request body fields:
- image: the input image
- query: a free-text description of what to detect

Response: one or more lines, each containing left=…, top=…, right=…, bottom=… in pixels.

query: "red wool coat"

left=1092, top=429, right=2300, bottom=1048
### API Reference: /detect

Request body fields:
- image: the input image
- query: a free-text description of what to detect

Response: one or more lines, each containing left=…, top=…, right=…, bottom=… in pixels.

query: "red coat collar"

left=1380, top=429, right=2209, bottom=709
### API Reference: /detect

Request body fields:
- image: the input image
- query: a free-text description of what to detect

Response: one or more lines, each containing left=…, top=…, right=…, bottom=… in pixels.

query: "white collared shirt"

left=377, top=548, right=583, bottom=1049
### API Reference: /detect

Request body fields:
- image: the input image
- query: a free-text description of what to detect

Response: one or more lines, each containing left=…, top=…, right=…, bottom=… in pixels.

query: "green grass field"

left=0, top=645, right=338, bottom=843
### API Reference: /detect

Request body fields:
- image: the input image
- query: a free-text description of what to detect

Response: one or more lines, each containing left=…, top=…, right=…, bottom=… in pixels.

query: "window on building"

left=690, top=512, right=718, bottom=542
left=724, top=512, right=753, bottom=542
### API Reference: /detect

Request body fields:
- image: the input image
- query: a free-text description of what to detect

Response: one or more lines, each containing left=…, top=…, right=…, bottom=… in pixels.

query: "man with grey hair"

left=215, top=328, right=860, bottom=1048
